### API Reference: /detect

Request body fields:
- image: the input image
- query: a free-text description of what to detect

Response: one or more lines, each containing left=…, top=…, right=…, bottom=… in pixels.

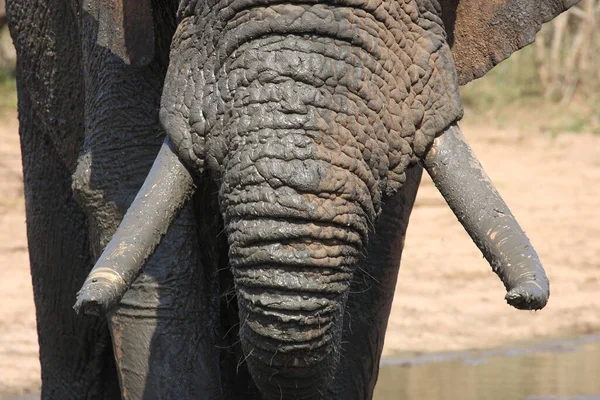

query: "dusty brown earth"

left=0, top=111, right=598, bottom=398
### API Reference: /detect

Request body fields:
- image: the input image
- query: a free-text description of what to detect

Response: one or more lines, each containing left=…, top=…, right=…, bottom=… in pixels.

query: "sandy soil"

left=0, top=115, right=39, bottom=398
left=0, top=112, right=598, bottom=397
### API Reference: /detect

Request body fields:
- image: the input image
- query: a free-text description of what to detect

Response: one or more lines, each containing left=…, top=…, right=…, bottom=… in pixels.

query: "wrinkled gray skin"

left=7, top=0, right=576, bottom=399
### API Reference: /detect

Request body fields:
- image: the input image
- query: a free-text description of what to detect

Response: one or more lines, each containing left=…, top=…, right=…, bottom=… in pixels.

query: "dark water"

left=374, top=335, right=600, bottom=400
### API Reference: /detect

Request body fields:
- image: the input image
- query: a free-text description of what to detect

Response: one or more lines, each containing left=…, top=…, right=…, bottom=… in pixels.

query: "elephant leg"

left=16, top=67, right=122, bottom=400
left=70, top=12, right=222, bottom=399
left=8, top=1, right=121, bottom=398
left=327, top=165, right=423, bottom=399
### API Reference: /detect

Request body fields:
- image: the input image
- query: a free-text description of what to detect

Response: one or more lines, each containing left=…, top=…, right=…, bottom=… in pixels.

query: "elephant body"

left=7, top=0, right=576, bottom=399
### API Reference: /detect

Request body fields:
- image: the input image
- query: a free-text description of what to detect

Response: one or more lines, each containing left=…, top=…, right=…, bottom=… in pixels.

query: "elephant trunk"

left=220, top=131, right=374, bottom=398
left=212, top=6, right=394, bottom=395
left=224, top=186, right=365, bottom=396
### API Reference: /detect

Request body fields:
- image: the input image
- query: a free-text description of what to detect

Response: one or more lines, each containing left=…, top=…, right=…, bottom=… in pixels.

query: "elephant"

left=6, top=0, right=578, bottom=399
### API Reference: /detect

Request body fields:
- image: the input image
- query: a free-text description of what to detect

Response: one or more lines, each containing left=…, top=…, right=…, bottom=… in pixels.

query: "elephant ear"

left=85, top=0, right=155, bottom=67
left=440, top=0, right=580, bottom=85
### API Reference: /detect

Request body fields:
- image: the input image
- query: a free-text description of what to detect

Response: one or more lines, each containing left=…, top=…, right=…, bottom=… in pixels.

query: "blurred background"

left=0, top=2, right=598, bottom=399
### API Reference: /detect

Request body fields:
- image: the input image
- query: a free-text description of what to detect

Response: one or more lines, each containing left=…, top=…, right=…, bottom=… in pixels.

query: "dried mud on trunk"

left=0, top=113, right=598, bottom=396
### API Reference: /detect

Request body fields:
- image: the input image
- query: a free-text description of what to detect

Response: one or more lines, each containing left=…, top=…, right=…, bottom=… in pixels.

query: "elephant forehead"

left=163, top=0, right=462, bottom=199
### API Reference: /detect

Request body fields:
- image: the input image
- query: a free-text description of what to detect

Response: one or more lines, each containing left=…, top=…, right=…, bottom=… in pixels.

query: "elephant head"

left=75, top=0, right=577, bottom=397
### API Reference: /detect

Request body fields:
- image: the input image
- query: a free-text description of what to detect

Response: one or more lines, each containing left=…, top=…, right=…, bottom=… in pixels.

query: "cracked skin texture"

left=157, top=0, right=578, bottom=398
left=160, top=1, right=464, bottom=397
left=7, top=0, right=578, bottom=398
left=161, top=0, right=464, bottom=179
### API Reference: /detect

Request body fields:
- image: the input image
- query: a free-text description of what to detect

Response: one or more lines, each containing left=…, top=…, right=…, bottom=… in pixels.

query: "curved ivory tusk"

left=423, top=123, right=549, bottom=310
left=74, top=138, right=196, bottom=316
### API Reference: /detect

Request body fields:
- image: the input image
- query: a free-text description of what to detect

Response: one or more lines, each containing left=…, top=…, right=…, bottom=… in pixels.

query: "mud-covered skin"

left=162, top=0, right=463, bottom=174
left=326, top=166, right=423, bottom=398
left=7, top=0, right=121, bottom=397
left=7, top=0, right=577, bottom=398
left=74, top=139, right=197, bottom=316
left=424, top=124, right=549, bottom=310
left=10, top=1, right=225, bottom=398
left=70, top=3, right=226, bottom=398
left=160, top=2, right=462, bottom=396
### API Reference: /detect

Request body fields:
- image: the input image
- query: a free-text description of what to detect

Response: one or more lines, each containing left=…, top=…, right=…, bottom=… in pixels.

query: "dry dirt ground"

left=0, top=112, right=599, bottom=397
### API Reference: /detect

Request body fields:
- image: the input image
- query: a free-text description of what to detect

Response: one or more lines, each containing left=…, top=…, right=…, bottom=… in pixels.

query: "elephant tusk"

left=423, top=123, right=549, bottom=310
left=74, top=138, right=196, bottom=316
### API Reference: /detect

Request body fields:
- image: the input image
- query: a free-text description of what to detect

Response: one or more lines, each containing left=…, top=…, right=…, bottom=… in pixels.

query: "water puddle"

left=375, top=335, right=600, bottom=400
left=6, top=336, right=600, bottom=399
